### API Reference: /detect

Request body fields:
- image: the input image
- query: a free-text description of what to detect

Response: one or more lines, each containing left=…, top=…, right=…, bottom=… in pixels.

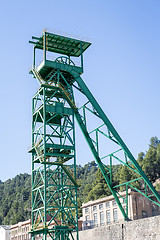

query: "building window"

left=152, top=204, right=158, bottom=216
left=85, top=215, right=89, bottom=222
left=100, top=212, right=104, bottom=225
left=93, top=205, right=97, bottom=211
left=106, top=210, right=111, bottom=224
left=112, top=200, right=117, bottom=206
left=113, top=208, right=118, bottom=223
left=85, top=208, right=89, bottom=213
left=106, top=202, right=110, bottom=208
left=93, top=213, right=98, bottom=226
left=142, top=210, right=148, bottom=218
left=99, top=204, right=103, bottom=210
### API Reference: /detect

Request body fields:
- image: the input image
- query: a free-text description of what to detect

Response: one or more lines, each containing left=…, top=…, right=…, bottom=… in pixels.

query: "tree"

left=87, top=168, right=111, bottom=201
left=118, top=165, right=133, bottom=191
left=138, top=137, right=160, bottom=183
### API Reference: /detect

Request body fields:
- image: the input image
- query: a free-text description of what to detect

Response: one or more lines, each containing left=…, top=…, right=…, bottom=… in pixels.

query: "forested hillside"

left=0, top=173, right=31, bottom=225
left=0, top=137, right=160, bottom=225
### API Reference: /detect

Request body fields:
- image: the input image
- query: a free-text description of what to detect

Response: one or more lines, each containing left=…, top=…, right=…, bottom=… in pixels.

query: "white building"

left=81, top=189, right=160, bottom=229
left=0, top=225, right=11, bottom=240
left=11, top=219, right=31, bottom=240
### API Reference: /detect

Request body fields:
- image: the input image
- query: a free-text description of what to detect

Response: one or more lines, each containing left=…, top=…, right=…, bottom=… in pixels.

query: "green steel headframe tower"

left=29, top=30, right=160, bottom=239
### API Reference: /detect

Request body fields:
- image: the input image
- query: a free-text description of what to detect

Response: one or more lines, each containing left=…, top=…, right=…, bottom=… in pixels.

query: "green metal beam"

left=74, top=109, right=129, bottom=220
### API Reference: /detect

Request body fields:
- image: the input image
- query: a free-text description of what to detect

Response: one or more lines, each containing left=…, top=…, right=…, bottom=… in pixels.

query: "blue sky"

left=0, top=0, right=160, bottom=181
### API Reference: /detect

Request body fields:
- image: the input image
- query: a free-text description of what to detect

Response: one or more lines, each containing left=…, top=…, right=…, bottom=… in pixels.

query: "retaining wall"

left=73, top=215, right=160, bottom=240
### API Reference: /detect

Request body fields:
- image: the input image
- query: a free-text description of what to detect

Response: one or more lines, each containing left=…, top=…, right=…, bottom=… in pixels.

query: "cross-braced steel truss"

left=29, top=30, right=160, bottom=239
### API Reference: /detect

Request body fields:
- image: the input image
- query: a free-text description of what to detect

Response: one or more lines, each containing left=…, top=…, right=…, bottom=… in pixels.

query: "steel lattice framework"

left=29, top=30, right=160, bottom=240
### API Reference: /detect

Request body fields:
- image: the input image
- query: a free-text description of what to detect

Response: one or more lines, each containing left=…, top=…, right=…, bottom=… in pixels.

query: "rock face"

left=72, top=215, right=160, bottom=240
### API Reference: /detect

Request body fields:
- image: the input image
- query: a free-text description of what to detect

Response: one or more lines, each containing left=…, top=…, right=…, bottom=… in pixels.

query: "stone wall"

left=72, top=215, right=160, bottom=240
